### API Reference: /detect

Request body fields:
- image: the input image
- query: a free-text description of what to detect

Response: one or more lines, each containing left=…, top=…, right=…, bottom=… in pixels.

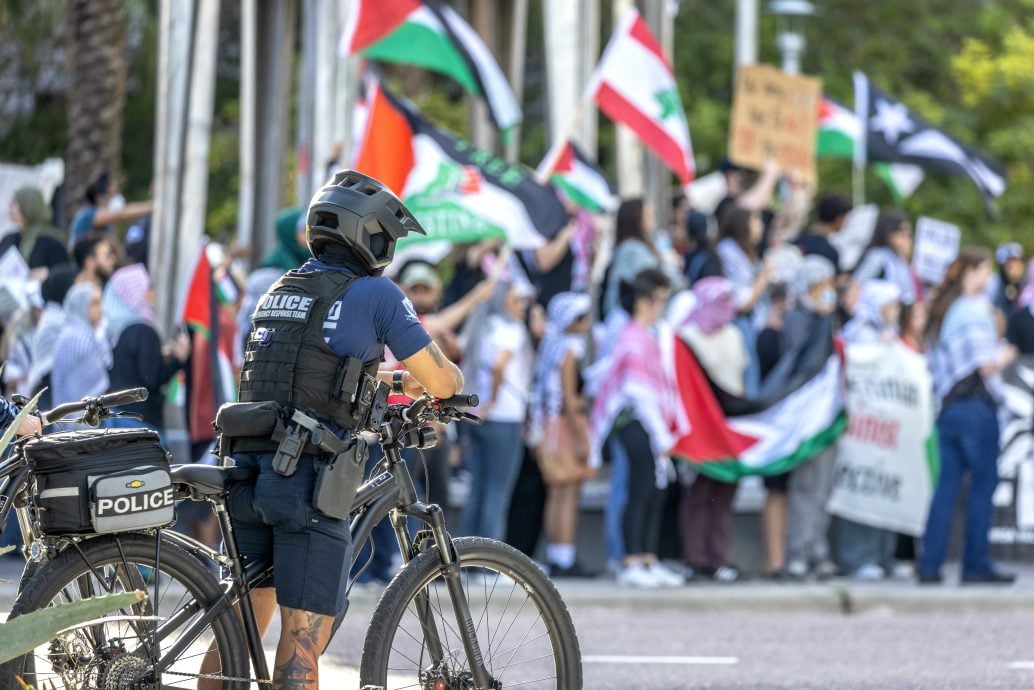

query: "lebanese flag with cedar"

left=587, top=9, right=695, bottom=184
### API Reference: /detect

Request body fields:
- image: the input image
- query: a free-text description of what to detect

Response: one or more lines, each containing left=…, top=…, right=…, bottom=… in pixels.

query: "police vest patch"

left=253, top=292, right=317, bottom=322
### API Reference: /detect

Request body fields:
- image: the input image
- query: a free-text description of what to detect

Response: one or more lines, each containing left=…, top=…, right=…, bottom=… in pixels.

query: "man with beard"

left=72, top=233, right=119, bottom=286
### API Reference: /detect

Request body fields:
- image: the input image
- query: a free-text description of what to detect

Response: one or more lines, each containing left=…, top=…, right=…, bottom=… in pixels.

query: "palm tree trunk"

left=64, top=0, right=127, bottom=234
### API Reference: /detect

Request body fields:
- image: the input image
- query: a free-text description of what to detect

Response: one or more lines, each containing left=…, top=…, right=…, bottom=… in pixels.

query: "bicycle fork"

left=392, top=503, right=495, bottom=689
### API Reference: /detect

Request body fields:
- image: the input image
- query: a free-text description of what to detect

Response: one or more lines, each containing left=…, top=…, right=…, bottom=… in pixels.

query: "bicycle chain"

left=160, top=668, right=273, bottom=685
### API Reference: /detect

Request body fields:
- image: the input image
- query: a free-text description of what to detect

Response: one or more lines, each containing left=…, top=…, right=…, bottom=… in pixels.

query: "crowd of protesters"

left=2, top=162, right=1033, bottom=589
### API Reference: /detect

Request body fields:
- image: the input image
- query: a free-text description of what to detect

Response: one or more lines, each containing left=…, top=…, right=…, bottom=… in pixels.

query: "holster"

left=312, top=436, right=368, bottom=520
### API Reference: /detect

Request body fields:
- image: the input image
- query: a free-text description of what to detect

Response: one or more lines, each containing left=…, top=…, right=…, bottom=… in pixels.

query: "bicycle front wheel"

left=0, top=532, right=250, bottom=690
left=360, top=536, right=582, bottom=689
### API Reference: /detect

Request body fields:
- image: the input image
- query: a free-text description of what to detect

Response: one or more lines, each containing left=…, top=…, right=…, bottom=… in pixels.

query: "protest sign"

left=990, top=357, right=1034, bottom=560
left=912, top=217, right=960, bottom=286
left=827, top=341, right=938, bottom=536
left=728, top=65, right=822, bottom=183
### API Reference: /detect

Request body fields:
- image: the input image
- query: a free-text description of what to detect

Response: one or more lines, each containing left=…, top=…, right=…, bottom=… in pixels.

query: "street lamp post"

left=767, top=0, right=815, bottom=75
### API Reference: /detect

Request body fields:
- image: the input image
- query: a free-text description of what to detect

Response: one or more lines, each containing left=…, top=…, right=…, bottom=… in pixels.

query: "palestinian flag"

left=817, top=97, right=925, bottom=202
left=671, top=337, right=846, bottom=482
left=340, top=0, right=521, bottom=132
left=180, top=241, right=237, bottom=444
left=354, top=81, right=568, bottom=250
left=587, top=8, right=694, bottom=185
left=546, top=141, right=617, bottom=213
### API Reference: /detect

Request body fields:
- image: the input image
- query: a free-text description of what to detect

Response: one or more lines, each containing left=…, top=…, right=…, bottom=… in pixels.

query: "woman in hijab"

left=834, top=279, right=903, bottom=581
left=26, top=266, right=77, bottom=409
left=531, top=291, right=594, bottom=577
left=52, top=282, right=110, bottom=406
left=460, top=280, right=536, bottom=541
left=103, top=265, right=190, bottom=437
left=677, top=277, right=746, bottom=582
left=0, top=186, right=69, bottom=279
left=259, top=207, right=310, bottom=273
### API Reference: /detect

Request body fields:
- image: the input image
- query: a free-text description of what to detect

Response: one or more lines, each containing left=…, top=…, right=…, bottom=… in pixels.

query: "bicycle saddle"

left=170, top=464, right=258, bottom=497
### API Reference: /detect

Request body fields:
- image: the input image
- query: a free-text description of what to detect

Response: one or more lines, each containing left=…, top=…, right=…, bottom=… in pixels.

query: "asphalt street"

left=4, top=555, right=1034, bottom=689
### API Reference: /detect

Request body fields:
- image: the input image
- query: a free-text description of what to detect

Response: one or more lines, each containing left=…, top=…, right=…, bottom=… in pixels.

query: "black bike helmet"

left=306, top=170, right=426, bottom=271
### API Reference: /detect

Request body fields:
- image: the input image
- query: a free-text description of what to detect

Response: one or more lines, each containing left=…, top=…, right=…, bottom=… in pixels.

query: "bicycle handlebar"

left=400, top=393, right=480, bottom=424
left=41, top=387, right=148, bottom=425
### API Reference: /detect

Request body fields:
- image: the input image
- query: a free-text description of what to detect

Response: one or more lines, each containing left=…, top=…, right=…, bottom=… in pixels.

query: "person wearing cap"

left=992, top=242, right=1026, bottom=319
left=530, top=291, right=594, bottom=577
left=398, top=260, right=495, bottom=361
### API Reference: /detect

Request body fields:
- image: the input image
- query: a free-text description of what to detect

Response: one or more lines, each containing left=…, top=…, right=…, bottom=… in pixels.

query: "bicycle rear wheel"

left=360, top=536, right=582, bottom=689
left=0, top=532, right=249, bottom=690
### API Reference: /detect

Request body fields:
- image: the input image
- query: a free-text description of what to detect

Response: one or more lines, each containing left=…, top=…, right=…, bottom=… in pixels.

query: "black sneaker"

left=961, top=571, right=1016, bottom=585
left=549, top=562, right=597, bottom=579
left=917, top=571, right=943, bottom=584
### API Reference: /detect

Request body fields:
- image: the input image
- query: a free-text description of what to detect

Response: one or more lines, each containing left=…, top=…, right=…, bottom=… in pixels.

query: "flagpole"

left=535, top=84, right=597, bottom=184
left=852, top=71, right=868, bottom=206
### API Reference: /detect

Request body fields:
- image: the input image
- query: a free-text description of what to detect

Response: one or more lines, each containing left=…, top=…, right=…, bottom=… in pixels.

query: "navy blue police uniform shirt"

left=297, top=259, right=431, bottom=362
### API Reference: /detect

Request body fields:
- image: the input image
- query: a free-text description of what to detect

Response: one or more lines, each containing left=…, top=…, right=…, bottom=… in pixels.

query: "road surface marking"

left=584, top=655, right=738, bottom=665
left=1008, top=662, right=1034, bottom=669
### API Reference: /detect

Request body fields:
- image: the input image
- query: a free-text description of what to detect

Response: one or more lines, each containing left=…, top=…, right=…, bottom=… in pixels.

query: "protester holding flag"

left=531, top=291, right=594, bottom=577
left=593, top=268, right=688, bottom=588
left=101, top=265, right=190, bottom=439
left=850, top=211, right=921, bottom=306
left=762, top=256, right=839, bottom=579
left=1006, top=260, right=1034, bottom=355
left=461, top=281, right=536, bottom=542
left=834, top=280, right=904, bottom=581
left=677, top=277, right=747, bottom=583
left=920, top=249, right=1018, bottom=584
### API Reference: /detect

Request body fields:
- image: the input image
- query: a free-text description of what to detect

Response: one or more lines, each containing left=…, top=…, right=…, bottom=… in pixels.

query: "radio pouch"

left=312, top=436, right=368, bottom=520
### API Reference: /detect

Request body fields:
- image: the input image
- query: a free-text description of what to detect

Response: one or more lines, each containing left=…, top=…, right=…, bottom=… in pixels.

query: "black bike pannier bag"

left=26, top=428, right=174, bottom=535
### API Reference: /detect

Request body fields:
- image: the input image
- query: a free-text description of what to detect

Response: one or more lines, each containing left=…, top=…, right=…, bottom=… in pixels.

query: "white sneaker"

left=649, top=562, right=687, bottom=587
left=713, top=565, right=740, bottom=584
left=890, top=561, right=915, bottom=580
left=786, top=559, right=809, bottom=579
left=854, top=563, right=886, bottom=582
left=617, top=563, right=661, bottom=588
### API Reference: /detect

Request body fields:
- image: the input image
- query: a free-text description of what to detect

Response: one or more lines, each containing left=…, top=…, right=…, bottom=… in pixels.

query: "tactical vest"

left=238, top=270, right=383, bottom=431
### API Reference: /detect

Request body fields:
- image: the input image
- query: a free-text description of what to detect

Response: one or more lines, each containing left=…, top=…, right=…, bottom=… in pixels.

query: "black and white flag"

left=853, top=72, right=1006, bottom=201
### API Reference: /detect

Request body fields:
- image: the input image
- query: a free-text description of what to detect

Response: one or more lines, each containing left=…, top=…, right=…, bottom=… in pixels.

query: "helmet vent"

left=313, top=211, right=338, bottom=230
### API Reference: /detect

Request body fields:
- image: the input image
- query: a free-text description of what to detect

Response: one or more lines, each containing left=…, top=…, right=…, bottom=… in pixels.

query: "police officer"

left=223, top=171, right=463, bottom=690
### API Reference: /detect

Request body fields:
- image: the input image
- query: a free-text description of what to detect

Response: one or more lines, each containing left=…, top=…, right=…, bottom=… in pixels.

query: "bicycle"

left=0, top=388, right=582, bottom=689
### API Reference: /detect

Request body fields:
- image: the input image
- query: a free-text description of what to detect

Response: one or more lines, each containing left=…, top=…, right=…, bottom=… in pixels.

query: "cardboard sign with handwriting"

left=728, top=65, right=822, bottom=183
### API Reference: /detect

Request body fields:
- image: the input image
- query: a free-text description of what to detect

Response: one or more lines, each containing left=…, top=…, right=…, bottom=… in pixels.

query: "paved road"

left=5, top=555, right=1034, bottom=689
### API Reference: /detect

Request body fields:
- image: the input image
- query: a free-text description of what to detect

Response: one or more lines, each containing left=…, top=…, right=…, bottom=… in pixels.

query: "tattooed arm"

left=401, top=342, right=464, bottom=399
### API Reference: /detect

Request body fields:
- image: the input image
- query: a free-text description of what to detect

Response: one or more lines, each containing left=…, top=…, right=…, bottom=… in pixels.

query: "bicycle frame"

left=0, top=412, right=496, bottom=688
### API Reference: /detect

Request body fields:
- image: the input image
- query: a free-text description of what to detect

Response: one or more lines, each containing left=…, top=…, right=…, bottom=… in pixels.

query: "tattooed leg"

left=272, top=606, right=334, bottom=690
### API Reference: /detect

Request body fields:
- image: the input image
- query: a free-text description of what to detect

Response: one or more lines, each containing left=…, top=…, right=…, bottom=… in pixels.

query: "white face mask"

left=819, top=288, right=837, bottom=309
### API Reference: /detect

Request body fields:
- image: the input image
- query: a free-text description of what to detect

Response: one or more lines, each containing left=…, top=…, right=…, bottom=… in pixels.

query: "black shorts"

left=763, top=471, right=790, bottom=492
left=227, top=452, right=353, bottom=617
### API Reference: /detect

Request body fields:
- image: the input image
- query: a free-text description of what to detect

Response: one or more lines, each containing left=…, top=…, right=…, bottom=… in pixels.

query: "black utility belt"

left=214, top=402, right=370, bottom=520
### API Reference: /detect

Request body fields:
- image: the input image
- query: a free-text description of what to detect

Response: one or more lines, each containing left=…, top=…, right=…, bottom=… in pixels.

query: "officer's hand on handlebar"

left=16, top=414, right=42, bottom=437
